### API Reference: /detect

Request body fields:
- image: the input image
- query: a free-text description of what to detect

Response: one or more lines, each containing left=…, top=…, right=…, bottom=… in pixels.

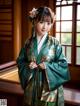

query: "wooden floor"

left=0, top=67, right=19, bottom=82
left=0, top=67, right=80, bottom=106
left=64, top=88, right=80, bottom=106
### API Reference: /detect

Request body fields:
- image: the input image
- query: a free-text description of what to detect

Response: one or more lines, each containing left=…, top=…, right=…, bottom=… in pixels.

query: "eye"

left=39, top=21, right=44, bottom=24
left=47, top=22, right=51, bottom=25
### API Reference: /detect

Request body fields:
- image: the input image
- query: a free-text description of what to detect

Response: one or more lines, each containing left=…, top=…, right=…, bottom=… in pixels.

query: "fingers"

left=29, top=62, right=38, bottom=69
left=38, top=62, right=46, bottom=70
left=29, top=62, right=46, bottom=70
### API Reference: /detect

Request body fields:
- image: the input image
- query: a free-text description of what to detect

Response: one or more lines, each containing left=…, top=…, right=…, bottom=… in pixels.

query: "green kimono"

left=17, top=34, right=70, bottom=106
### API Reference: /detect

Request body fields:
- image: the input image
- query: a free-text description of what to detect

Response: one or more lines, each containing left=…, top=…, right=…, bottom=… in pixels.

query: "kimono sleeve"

left=44, top=43, right=70, bottom=91
left=16, top=47, right=33, bottom=90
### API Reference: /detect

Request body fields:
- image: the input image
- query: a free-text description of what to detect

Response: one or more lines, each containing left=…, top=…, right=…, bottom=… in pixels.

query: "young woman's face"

left=35, top=16, right=52, bottom=36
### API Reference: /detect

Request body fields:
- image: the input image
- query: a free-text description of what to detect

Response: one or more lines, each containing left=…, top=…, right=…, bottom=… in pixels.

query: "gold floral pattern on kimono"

left=17, top=34, right=70, bottom=106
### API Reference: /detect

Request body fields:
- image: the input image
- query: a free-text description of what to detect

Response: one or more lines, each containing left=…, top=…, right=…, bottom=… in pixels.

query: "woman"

left=17, top=7, right=70, bottom=106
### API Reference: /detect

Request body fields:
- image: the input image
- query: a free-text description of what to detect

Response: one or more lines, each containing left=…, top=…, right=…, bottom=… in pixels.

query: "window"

left=56, top=0, right=80, bottom=66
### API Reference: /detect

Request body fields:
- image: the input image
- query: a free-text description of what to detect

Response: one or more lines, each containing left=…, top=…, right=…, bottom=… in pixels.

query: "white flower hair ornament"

left=29, top=8, right=38, bottom=19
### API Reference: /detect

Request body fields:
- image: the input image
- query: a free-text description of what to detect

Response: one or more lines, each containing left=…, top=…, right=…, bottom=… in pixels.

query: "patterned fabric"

left=17, top=34, right=70, bottom=106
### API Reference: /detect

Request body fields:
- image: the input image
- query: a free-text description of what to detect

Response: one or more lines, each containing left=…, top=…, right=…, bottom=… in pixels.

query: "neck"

left=37, top=32, right=47, bottom=37
left=37, top=33, right=43, bottom=37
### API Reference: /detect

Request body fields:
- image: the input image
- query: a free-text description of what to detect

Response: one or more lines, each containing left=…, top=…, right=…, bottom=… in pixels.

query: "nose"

left=43, top=22, right=47, bottom=29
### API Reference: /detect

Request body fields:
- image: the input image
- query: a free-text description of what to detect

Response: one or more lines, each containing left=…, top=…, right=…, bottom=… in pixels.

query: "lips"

left=42, top=29, right=46, bottom=32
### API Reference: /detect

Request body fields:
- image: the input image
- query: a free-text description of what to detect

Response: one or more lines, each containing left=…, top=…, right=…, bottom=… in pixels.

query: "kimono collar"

left=37, top=33, right=47, bottom=45
left=37, top=33, right=48, bottom=54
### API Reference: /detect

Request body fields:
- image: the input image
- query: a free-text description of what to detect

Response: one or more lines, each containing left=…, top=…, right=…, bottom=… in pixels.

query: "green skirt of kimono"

left=23, top=80, right=64, bottom=106
left=37, top=100, right=56, bottom=106
left=23, top=100, right=56, bottom=106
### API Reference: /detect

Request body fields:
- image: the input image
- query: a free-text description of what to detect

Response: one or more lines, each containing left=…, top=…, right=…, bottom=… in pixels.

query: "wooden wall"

left=0, top=0, right=22, bottom=64
left=0, top=0, right=13, bottom=64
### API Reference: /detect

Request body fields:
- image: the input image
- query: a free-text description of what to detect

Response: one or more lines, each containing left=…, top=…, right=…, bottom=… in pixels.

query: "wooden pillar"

left=13, top=0, right=22, bottom=60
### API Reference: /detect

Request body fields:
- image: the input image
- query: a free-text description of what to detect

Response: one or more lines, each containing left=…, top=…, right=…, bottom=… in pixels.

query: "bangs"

left=40, top=16, right=52, bottom=23
left=35, top=7, right=53, bottom=23
left=36, top=14, right=53, bottom=23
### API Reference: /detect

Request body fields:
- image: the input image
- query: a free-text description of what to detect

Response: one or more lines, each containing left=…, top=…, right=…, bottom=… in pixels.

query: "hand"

left=29, top=61, right=38, bottom=69
left=38, top=62, right=46, bottom=70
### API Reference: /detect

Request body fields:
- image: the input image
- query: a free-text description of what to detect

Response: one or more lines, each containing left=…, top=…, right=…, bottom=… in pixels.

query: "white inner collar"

left=37, top=33, right=47, bottom=54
